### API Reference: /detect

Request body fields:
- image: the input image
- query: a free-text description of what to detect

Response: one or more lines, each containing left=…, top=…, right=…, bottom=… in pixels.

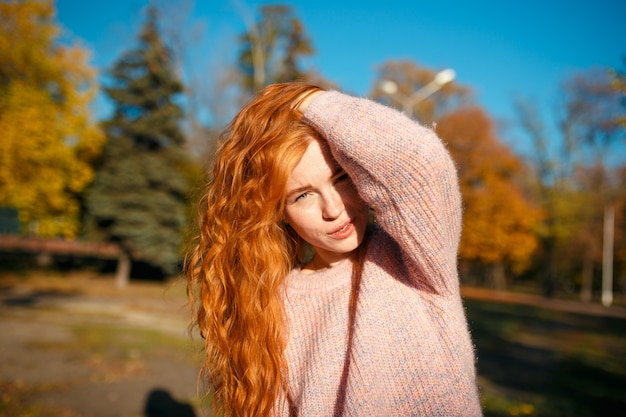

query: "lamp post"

left=380, top=68, right=456, bottom=116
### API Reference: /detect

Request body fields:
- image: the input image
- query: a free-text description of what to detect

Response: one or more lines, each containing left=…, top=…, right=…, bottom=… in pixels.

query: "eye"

left=334, top=173, right=350, bottom=184
left=294, top=191, right=310, bottom=202
left=333, top=173, right=353, bottom=189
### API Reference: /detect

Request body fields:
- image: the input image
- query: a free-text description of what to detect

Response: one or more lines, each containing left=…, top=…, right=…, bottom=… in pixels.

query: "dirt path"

left=461, top=286, right=626, bottom=319
left=0, top=273, right=208, bottom=417
left=1, top=272, right=624, bottom=417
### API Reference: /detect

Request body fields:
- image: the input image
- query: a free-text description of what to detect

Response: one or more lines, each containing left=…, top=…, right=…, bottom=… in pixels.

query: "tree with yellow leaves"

left=0, top=0, right=104, bottom=238
left=436, top=107, right=542, bottom=288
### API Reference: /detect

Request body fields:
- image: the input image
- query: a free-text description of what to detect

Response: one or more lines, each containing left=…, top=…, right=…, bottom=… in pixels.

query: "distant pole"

left=601, top=203, right=614, bottom=307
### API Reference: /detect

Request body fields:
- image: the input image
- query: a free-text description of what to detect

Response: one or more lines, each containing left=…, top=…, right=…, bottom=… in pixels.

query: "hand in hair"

left=296, top=90, right=324, bottom=114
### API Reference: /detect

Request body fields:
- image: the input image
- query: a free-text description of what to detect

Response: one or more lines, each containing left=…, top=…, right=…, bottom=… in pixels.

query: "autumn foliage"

left=437, top=107, right=541, bottom=274
left=0, top=1, right=622, bottom=295
left=0, top=0, right=104, bottom=238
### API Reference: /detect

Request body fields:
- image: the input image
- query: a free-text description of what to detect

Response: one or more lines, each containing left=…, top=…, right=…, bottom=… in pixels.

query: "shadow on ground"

left=144, top=388, right=197, bottom=417
left=0, top=275, right=207, bottom=417
left=466, top=299, right=626, bottom=416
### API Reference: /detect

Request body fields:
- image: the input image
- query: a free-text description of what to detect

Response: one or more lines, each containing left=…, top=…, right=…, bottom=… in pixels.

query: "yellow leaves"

left=460, top=176, right=542, bottom=271
left=0, top=0, right=59, bottom=82
left=437, top=107, right=542, bottom=271
left=0, top=0, right=104, bottom=238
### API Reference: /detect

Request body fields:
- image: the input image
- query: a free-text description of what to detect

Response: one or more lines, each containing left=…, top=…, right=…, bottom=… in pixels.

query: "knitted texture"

left=273, top=92, right=482, bottom=416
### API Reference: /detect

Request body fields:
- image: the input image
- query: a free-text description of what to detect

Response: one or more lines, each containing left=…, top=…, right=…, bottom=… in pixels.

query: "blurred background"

left=1, top=1, right=625, bottom=416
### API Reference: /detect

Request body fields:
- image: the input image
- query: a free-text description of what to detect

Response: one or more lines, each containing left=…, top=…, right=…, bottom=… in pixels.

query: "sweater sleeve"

left=302, top=91, right=462, bottom=295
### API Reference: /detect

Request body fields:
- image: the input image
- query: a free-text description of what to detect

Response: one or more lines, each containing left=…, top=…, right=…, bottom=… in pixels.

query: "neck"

left=302, top=252, right=354, bottom=274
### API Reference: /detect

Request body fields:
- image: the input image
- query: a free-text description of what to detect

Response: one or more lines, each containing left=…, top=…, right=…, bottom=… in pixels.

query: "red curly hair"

left=185, top=83, right=324, bottom=417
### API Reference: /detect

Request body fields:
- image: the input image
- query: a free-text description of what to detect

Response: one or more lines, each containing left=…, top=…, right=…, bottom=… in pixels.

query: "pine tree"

left=85, top=7, right=190, bottom=279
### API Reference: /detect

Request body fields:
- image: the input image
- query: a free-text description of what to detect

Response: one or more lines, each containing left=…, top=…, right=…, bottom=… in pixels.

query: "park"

left=1, top=1, right=625, bottom=416
left=1, top=268, right=625, bottom=417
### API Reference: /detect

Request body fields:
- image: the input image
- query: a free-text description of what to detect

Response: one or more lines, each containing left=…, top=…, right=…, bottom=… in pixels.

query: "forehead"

left=287, top=138, right=339, bottom=187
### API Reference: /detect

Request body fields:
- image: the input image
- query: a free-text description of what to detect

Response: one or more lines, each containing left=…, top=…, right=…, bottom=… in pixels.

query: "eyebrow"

left=286, top=185, right=310, bottom=199
left=286, top=167, right=345, bottom=198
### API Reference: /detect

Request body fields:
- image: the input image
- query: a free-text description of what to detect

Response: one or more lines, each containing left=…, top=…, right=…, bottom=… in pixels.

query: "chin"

left=336, top=237, right=362, bottom=254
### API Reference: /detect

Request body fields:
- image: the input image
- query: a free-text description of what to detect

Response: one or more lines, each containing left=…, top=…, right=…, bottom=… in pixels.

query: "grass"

left=2, top=271, right=625, bottom=416
left=0, top=381, right=85, bottom=417
left=466, top=299, right=626, bottom=417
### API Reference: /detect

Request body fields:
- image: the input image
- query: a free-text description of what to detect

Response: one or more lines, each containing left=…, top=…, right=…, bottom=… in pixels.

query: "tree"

left=0, top=0, right=105, bottom=238
left=369, top=60, right=470, bottom=124
left=610, top=61, right=626, bottom=294
left=84, top=6, right=191, bottom=280
left=558, top=68, right=624, bottom=165
left=613, top=166, right=626, bottom=293
left=368, top=60, right=539, bottom=288
left=236, top=4, right=315, bottom=96
left=436, top=107, right=541, bottom=288
left=151, top=0, right=224, bottom=163
left=516, top=67, right=625, bottom=299
left=609, top=58, right=626, bottom=128
left=562, top=69, right=622, bottom=301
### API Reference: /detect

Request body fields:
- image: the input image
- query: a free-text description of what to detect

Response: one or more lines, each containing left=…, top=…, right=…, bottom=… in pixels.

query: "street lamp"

left=380, top=68, right=456, bottom=115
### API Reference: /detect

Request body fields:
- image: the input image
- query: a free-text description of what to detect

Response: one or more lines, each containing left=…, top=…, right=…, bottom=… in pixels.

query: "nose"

left=321, top=187, right=345, bottom=220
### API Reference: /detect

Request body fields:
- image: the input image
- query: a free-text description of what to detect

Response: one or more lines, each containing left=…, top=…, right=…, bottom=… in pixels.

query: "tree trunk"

left=116, top=251, right=130, bottom=289
left=580, top=256, right=593, bottom=303
left=492, top=262, right=506, bottom=291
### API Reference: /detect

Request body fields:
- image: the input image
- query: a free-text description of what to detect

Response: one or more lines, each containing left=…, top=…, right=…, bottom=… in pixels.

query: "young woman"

left=185, top=82, right=482, bottom=417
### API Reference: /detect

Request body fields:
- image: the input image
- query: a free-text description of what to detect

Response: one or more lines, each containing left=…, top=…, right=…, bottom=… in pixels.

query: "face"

left=284, top=137, right=369, bottom=269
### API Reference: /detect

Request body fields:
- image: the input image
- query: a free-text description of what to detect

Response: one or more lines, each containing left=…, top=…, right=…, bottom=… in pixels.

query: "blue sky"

left=55, top=0, right=625, bottom=158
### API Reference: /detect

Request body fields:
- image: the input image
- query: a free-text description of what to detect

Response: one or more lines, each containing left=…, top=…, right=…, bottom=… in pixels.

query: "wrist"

left=297, top=90, right=324, bottom=114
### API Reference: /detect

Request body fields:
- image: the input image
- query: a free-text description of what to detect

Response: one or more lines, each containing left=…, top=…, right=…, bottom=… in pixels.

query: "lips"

left=329, top=220, right=355, bottom=239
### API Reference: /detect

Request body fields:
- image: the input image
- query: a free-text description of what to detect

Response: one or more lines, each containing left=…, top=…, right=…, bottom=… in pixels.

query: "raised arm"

left=301, top=91, right=462, bottom=294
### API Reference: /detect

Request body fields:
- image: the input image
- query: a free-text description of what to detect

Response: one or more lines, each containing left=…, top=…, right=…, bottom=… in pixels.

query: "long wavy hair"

left=185, top=83, right=325, bottom=417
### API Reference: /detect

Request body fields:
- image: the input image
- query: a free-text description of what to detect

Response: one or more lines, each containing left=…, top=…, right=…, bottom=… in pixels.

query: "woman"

left=185, top=82, right=482, bottom=417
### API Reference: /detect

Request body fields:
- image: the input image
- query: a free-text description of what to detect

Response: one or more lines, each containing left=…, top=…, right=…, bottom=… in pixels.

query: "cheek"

left=341, top=187, right=366, bottom=210
left=285, top=205, right=332, bottom=245
left=284, top=206, right=315, bottom=235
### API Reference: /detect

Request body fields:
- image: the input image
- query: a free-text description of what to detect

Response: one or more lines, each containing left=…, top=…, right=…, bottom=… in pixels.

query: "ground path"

left=0, top=273, right=206, bottom=417
left=1, top=272, right=624, bottom=416
left=461, top=286, right=626, bottom=319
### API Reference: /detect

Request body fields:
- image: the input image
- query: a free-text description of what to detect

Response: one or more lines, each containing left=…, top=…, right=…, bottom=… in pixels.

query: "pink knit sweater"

left=273, top=91, right=482, bottom=416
